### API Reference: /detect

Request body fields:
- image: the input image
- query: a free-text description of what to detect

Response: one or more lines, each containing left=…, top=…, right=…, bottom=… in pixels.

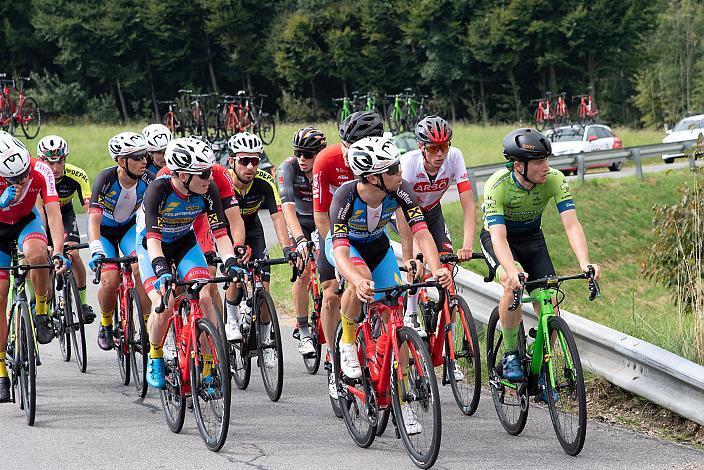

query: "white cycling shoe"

left=404, top=314, right=427, bottom=338
left=452, top=363, right=465, bottom=381
left=401, top=403, right=423, bottom=436
left=328, top=367, right=338, bottom=399
left=298, top=336, right=316, bottom=356
left=225, top=321, right=242, bottom=341
left=339, top=342, right=362, bottom=379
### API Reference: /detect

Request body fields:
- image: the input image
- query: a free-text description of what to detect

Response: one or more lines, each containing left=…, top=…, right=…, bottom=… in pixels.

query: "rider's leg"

left=293, top=262, right=312, bottom=333
left=0, top=276, right=9, bottom=378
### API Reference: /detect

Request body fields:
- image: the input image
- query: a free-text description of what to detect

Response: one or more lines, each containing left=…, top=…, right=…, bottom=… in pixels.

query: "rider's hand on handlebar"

left=52, top=253, right=70, bottom=275
left=403, top=259, right=420, bottom=283
left=224, top=255, right=245, bottom=281
left=353, top=278, right=375, bottom=302
left=456, top=247, right=474, bottom=262
left=154, top=272, right=173, bottom=297
left=582, top=262, right=601, bottom=281
left=505, top=269, right=526, bottom=291
left=234, top=244, right=252, bottom=264
left=432, top=267, right=452, bottom=288
left=89, top=253, right=104, bottom=272
left=295, top=237, right=309, bottom=260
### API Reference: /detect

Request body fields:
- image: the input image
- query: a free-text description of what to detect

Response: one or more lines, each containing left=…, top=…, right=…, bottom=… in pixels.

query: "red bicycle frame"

left=0, top=79, right=27, bottom=127
left=94, top=256, right=137, bottom=359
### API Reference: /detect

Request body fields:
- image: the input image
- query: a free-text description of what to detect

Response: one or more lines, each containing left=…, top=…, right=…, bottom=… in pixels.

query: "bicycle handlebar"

left=177, top=89, right=193, bottom=94
left=0, top=263, right=53, bottom=272
left=92, top=255, right=138, bottom=284
left=508, top=266, right=601, bottom=311
left=155, top=276, right=233, bottom=314
left=64, top=242, right=89, bottom=253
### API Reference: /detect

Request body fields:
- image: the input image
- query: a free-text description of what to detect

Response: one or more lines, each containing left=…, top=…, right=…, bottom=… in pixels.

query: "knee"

left=101, top=273, right=119, bottom=291
left=24, top=247, right=47, bottom=265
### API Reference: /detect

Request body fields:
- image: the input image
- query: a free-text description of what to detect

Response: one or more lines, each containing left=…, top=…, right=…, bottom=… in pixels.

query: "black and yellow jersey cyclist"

left=36, top=135, right=96, bottom=324
left=480, top=128, right=601, bottom=393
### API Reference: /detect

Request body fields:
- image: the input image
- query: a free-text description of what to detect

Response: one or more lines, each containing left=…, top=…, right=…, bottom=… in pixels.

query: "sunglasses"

left=424, top=142, right=450, bottom=154
left=294, top=150, right=317, bottom=160
left=42, top=155, right=67, bottom=164
left=236, top=156, right=260, bottom=167
left=126, top=151, right=148, bottom=161
left=6, top=168, right=31, bottom=184
left=196, top=168, right=212, bottom=180
left=384, top=162, right=401, bottom=176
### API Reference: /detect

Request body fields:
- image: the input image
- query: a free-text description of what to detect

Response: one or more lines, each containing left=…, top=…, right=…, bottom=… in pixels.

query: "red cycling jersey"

left=312, top=143, right=355, bottom=213
left=0, top=158, right=58, bottom=224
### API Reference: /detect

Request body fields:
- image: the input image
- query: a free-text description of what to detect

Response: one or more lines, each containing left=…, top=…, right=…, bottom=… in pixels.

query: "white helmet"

left=348, top=136, right=401, bottom=177
left=228, top=132, right=263, bottom=155
left=164, top=137, right=215, bottom=174
left=108, top=132, right=147, bottom=161
left=37, top=135, right=69, bottom=161
left=142, top=124, right=172, bottom=152
left=0, top=132, right=31, bottom=178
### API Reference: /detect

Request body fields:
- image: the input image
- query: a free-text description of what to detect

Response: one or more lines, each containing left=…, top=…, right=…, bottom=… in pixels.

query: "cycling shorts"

left=479, top=228, right=555, bottom=291
left=317, top=230, right=337, bottom=283
left=137, top=231, right=209, bottom=294
left=246, top=227, right=270, bottom=283
left=423, top=204, right=453, bottom=255
left=0, top=212, right=47, bottom=281
left=98, top=223, right=137, bottom=273
left=324, top=233, right=401, bottom=301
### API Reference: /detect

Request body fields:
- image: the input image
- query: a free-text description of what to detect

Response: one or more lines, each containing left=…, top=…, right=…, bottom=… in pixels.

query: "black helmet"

left=502, top=128, right=552, bottom=161
left=339, top=111, right=384, bottom=144
left=415, top=115, right=452, bottom=144
left=292, top=127, right=327, bottom=152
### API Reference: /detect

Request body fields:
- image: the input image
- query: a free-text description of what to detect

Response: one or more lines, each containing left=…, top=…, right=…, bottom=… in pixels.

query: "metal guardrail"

left=466, top=140, right=701, bottom=200
left=390, top=242, right=704, bottom=426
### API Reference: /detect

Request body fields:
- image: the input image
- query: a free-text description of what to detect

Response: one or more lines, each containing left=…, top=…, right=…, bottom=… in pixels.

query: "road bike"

left=486, top=266, right=600, bottom=456
left=574, top=90, right=599, bottom=125
left=353, top=91, right=378, bottom=114
left=410, top=252, right=484, bottom=416
left=2, top=244, right=53, bottom=426
left=386, top=89, right=428, bottom=135
left=157, top=275, right=232, bottom=452
left=94, top=255, right=149, bottom=397
left=334, top=96, right=353, bottom=125
left=291, top=241, right=324, bottom=374
left=0, top=74, right=40, bottom=139
left=555, top=92, right=570, bottom=125
left=333, top=278, right=443, bottom=469
left=52, top=243, right=88, bottom=373
left=531, top=92, right=556, bottom=131
left=227, top=256, right=297, bottom=402
left=249, top=93, right=276, bottom=145
left=208, top=94, right=241, bottom=141
left=158, top=100, right=183, bottom=136
left=184, top=91, right=209, bottom=139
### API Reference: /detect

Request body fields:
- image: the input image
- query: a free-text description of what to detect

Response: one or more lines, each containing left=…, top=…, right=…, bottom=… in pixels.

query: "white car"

left=546, top=124, right=623, bottom=174
left=662, top=114, right=704, bottom=163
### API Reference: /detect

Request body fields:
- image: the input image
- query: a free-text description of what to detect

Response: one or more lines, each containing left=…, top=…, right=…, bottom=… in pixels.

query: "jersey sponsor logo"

left=157, top=216, right=164, bottom=227
left=333, top=223, right=348, bottom=234
left=163, top=201, right=181, bottom=213
left=413, top=178, right=449, bottom=193
left=208, top=213, right=218, bottom=225
left=406, top=206, right=422, bottom=219
left=186, top=205, right=200, bottom=211
left=416, top=171, right=425, bottom=179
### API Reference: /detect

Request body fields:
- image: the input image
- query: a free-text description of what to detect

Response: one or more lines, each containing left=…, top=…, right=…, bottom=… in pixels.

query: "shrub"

left=84, top=94, right=120, bottom=124
left=29, top=71, right=87, bottom=116
left=277, top=90, right=327, bottom=122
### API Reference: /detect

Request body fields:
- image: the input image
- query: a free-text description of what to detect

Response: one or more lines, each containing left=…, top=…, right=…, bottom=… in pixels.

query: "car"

left=662, top=114, right=704, bottom=163
left=546, top=124, right=623, bottom=175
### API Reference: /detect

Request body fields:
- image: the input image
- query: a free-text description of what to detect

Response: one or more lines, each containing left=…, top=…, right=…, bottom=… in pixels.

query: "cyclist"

left=312, top=111, right=384, bottom=397
left=0, top=132, right=69, bottom=402
left=36, top=135, right=95, bottom=324
left=278, top=127, right=327, bottom=357
left=481, top=128, right=601, bottom=385
left=88, top=132, right=153, bottom=351
left=142, top=123, right=172, bottom=174
left=137, top=137, right=242, bottom=389
left=224, top=132, right=297, bottom=347
left=326, top=136, right=451, bottom=434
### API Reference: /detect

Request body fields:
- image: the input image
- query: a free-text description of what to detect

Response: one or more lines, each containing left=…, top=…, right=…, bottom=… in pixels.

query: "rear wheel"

left=66, top=274, right=87, bottom=373
left=387, top=103, right=401, bottom=134
left=20, top=97, right=40, bottom=139
left=114, top=298, right=130, bottom=386
left=447, top=295, right=481, bottom=416
left=160, top=319, right=185, bottom=433
left=128, top=288, right=148, bottom=397
left=256, top=291, right=284, bottom=402
left=257, top=113, right=276, bottom=145
left=534, top=108, right=545, bottom=132
left=207, top=109, right=222, bottom=142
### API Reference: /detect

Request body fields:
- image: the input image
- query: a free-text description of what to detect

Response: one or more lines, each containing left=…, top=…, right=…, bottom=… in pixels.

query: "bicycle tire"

left=333, top=324, right=376, bottom=448
left=257, top=113, right=275, bottom=145
left=128, top=288, right=148, bottom=397
left=486, top=306, right=528, bottom=436
left=160, top=319, right=186, bottom=433
left=303, top=290, right=322, bottom=375
left=207, top=109, right=221, bottom=142
left=190, top=317, right=231, bottom=452
left=391, top=326, right=441, bottom=469
left=19, top=303, right=36, bottom=425
left=534, top=108, right=545, bottom=132
left=52, top=274, right=71, bottom=363
left=66, top=274, right=87, bottom=373
left=162, top=113, right=175, bottom=134
left=386, top=103, right=401, bottom=134
left=447, top=295, right=481, bottom=416
left=0, top=96, right=12, bottom=132
left=375, top=408, right=390, bottom=436
left=545, top=316, right=587, bottom=456
left=256, top=290, right=284, bottom=402
left=230, top=305, right=252, bottom=390
left=114, top=298, right=130, bottom=386
left=20, top=96, right=40, bottom=139
left=326, top=343, right=343, bottom=418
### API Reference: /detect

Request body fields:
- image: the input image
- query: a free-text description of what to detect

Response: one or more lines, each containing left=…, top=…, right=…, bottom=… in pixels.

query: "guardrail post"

left=684, top=141, right=698, bottom=170
left=576, top=154, right=586, bottom=183
left=467, top=167, right=478, bottom=200
left=631, top=148, right=643, bottom=179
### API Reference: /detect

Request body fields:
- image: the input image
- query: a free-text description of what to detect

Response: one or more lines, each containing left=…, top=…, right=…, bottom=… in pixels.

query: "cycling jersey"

left=312, top=143, right=354, bottom=213
left=329, top=180, right=427, bottom=248
left=56, top=163, right=91, bottom=208
left=229, top=168, right=282, bottom=227
left=0, top=158, right=58, bottom=225
left=278, top=156, right=313, bottom=216
left=90, top=167, right=154, bottom=228
left=146, top=161, right=161, bottom=176
left=0, top=212, right=47, bottom=280
left=482, top=168, right=574, bottom=234
left=400, top=147, right=471, bottom=211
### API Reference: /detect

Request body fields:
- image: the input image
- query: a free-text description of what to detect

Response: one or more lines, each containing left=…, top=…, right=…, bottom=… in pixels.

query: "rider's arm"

left=88, top=168, right=112, bottom=245
left=458, top=190, right=476, bottom=255
left=259, top=170, right=291, bottom=248
left=278, top=159, right=305, bottom=241
left=44, top=201, right=65, bottom=256
left=560, top=210, right=593, bottom=270
left=312, top=155, right=332, bottom=237
left=393, top=207, right=415, bottom=262
left=225, top=206, right=245, bottom=245
left=204, top=182, right=236, bottom=258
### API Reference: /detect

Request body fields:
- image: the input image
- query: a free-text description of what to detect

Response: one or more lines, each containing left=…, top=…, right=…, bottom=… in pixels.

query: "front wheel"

left=114, top=299, right=130, bottom=386
left=66, top=274, right=87, bottom=373
left=128, top=288, right=148, bottom=397
left=303, top=292, right=322, bottom=375
left=18, top=304, right=36, bottom=426
left=387, top=103, right=401, bottom=134
left=446, top=295, right=481, bottom=416
left=257, top=113, right=276, bottom=145
left=534, top=108, right=545, bottom=132
left=256, top=291, right=284, bottom=402
left=160, top=319, right=185, bottom=433
left=546, top=316, right=587, bottom=456
left=20, top=97, right=40, bottom=139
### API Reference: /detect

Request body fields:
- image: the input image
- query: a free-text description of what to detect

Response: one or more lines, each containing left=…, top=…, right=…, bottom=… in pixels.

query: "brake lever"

left=586, top=265, right=601, bottom=301
left=508, top=273, right=525, bottom=311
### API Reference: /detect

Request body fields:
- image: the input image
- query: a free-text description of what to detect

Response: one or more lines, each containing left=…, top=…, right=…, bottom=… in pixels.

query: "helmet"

left=108, top=132, right=147, bottom=161
left=502, top=128, right=552, bottom=161
left=228, top=132, right=263, bottom=155
left=339, top=111, right=384, bottom=144
left=37, top=135, right=69, bottom=161
left=415, top=115, right=452, bottom=144
left=142, top=124, right=172, bottom=152
left=348, top=137, right=400, bottom=177
left=292, top=127, right=327, bottom=152
left=0, top=132, right=31, bottom=178
left=164, top=137, right=215, bottom=174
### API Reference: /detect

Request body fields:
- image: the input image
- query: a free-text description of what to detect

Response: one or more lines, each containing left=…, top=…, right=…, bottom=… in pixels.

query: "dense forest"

left=1, top=0, right=702, bottom=127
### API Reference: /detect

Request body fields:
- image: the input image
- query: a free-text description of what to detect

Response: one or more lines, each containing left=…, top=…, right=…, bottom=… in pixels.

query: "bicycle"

left=158, top=100, right=183, bottom=136
left=227, top=256, right=298, bottom=402
left=333, top=277, right=443, bottom=469
left=52, top=243, right=89, bottom=373
left=354, top=91, right=377, bottom=114
left=208, top=94, right=240, bottom=142
left=531, top=92, right=555, bottom=132
left=249, top=93, right=276, bottom=145
left=333, top=96, right=353, bottom=125
left=2, top=244, right=53, bottom=426
left=574, top=90, right=599, bottom=125
left=186, top=93, right=209, bottom=139
left=157, top=275, right=232, bottom=452
left=386, top=89, right=428, bottom=135
left=94, top=255, right=149, bottom=397
left=0, top=74, right=41, bottom=139
left=410, top=252, right=484, bottom=416
left=291, top=241, right=324, bottom=374
left=486, top=266, right=600, bottom=456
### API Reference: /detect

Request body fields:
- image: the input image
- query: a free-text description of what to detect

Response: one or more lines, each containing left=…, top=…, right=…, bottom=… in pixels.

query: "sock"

left=79, top=287, right=87, bottom=305
left=226, top=299, right=239, bottom=325
left=150, top=342, right=163, bottom=359
left=297, top=316, right=310, bottom=337
left=502, top=325, right=520, bottom=352
left=0, top=352, right=7, bottom=378
left=405, top=294, right=419, bottom=319
left=36, top=293, right=48, bottom=316
left=341, top=314, right=356, bottom=345
left=397, top=369, right=409, bottom=402
left=202, top=353, right=213, bottom=377
left=258, top=321, right=271, bottom=341
left=101, top=310, right=114, bottom=327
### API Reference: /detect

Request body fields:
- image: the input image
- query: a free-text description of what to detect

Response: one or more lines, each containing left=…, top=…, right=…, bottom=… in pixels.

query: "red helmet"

left=415, top=115, right=452, bottom=144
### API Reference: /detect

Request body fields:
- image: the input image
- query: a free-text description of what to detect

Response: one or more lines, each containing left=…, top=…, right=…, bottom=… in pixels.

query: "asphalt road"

left=1, top=246, right=703, bottom=469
